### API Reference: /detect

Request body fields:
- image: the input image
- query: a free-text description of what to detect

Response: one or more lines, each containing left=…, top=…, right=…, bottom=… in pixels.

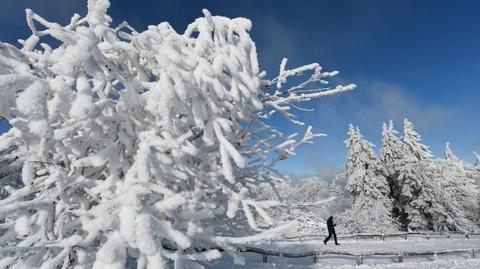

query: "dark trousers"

left=324, top=231, right=338, bottom=244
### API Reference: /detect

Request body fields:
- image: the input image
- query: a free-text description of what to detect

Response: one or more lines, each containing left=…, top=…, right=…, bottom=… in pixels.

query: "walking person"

left=323, top=216, right=339, bottom=245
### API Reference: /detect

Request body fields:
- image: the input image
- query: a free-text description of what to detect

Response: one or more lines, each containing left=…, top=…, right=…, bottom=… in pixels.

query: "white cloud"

left=315, top=79, right=458, bottom=133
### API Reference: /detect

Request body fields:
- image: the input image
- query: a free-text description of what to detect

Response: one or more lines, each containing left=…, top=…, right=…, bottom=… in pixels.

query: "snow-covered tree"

left=337, top=200, right=400, bottom=234
left=380, top=120, right=403, bottom=180
left=0, top=1, right=355, bottom=268
left=394, top=119, right=472, bottom=231
left=474, top=152, right=480, bottom=169
left=345, top=125, right=391, bottom=208
left=328, top=172, right=349, bottom=214
left=441, top=143, right=479, bottom=226
left=391, top=118, right=431, bottom=229
left=401, top=119, right=433, bottom=161
left=473, top=151, right=480, bottom=184
left=252, top=175, right=343, bottom=236
left=343, top=124, right=398, bottom=232
left=291, top=176, right=330, bottom=203
left=252, top=174, right=293, bottom=202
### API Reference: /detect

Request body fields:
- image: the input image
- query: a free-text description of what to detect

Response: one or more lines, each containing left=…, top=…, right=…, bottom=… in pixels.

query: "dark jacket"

left=327, top=217, right=336, bottom=233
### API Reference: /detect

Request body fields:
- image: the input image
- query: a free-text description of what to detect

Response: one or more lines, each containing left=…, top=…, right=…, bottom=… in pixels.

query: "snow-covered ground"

left=203, top=236, right=480, bottom=268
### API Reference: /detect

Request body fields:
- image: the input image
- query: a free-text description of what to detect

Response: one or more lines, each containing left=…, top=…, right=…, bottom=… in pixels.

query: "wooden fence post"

left=262, top=254, right=268, bottom=263
left=470, top=249, right=476, bottom=259
left=382, top=234, right=385, bottom=241
left=313, top=254, right=318, bottom=263
left=426, top=233, right=430, bottom=240
left=356, top=254, right=363, bottom=265
left=433, top=252, right=438, bottom=261
left=465, top=233, right=470, bottom=239
left=398, top=253, right=403, bottom=263
left=446, top=232, right=450, bottom=239
left=404, top=234, right=407, bottom=240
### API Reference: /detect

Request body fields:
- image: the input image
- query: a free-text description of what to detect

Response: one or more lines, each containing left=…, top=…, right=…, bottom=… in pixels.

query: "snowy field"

left=203, top=236, right=480, bottom=268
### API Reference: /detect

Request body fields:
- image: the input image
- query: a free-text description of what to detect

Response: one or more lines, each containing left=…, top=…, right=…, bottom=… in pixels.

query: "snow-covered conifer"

left=0, top=1, right=355, bottom=268
left=380, top=120, right=403, bottom=179
left=345, top=125, right=391, bottom=208
left=473, top=151, right=480, bottom=182
left=402, top=119, right=432, bottom=161
left=474, top=151, right=480, bottom=168
left=395, top=119, right=472, bottom=231
left=440, top=143, right=479, bottom=227
left=343, top=124, right=398, bottom=232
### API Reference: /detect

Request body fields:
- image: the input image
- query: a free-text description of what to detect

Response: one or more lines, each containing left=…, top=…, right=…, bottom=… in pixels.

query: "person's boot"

left=323, top=240, right=327, bottom=245
left=335, top=243, right=340, bottom=245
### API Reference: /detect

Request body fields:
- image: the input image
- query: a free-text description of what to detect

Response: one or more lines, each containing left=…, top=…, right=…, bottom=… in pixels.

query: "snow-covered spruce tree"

left=380, top=121, right=403, bottom=181
left=441, top=143, right=480, bottom=227
left=342, top=124, right=398, bottom=233
left=0, top=1, right=355, bottom=268
left=473, top=152, right=480, bottom=217
left=379, top=120, right=406, bottom=222
left=474, top=152, right=480, bottom=169
left=395, top=119, right=471, bottom=231
left=474, top=151, right=480, bottom=184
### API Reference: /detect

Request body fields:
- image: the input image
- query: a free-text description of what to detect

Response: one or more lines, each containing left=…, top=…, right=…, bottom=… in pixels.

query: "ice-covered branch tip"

left=260, top=59, right=355, bottom=126
left=263, top=58, right=356, bottom=123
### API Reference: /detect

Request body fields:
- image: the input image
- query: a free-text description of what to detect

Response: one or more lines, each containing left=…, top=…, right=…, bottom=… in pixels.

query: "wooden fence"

left=209, top=231, right=480, bottom=265
left=238, top=246, right=479, bottom=265
left=283, top=231, right=480, bottom=242
left=161, top=232, right=479, bottom=265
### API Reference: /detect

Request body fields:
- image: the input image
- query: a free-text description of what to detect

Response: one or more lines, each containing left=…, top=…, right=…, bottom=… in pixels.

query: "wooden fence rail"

left=283, top=231, right=480, bottom=242
left=161, top=232, right=480, bottom=266
left=238, top=247, right=479, bottom=265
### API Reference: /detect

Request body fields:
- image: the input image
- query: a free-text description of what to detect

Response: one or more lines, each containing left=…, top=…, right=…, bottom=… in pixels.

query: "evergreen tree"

left=379, top=120, right=405, bottom=221
left=380, top=120, right=403, bottom=178
left=395, top=119, right=472, bottom=231
left=441, top=143, right=479, bottom=227
left=344, top=124, right=398, bottom=232
left=474, top=152, right=480, bottom=168
left=473, top=151, right=480, bottom=182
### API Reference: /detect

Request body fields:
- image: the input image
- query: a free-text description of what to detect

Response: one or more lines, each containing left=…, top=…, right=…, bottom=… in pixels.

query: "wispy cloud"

left=315, top=79, right=459, bottom=134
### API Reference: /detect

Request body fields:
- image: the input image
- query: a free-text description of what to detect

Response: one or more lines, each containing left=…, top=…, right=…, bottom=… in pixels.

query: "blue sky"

left=1, top=0, right=479, bottom=178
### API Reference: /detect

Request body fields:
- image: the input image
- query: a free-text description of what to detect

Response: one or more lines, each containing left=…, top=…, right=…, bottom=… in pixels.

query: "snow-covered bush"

left=291, top=176, right=330, bottom=202
left=337, top=200, right=399, bottom=234
left=251, top=175, right=347, bottom=236
left=0, top=0, right=355, bottom=268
